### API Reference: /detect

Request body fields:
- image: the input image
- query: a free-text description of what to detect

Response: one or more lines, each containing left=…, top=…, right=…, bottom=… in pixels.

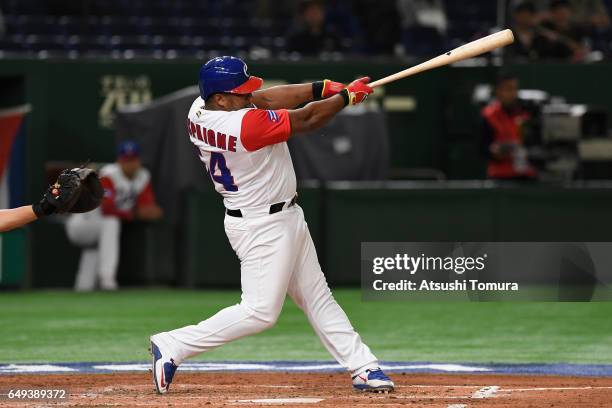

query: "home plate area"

left=3, top=369, right=612, bottom=407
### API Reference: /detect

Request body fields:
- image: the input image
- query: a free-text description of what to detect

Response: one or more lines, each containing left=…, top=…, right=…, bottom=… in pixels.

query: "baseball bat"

left=369, top=29, right=515, bottom=88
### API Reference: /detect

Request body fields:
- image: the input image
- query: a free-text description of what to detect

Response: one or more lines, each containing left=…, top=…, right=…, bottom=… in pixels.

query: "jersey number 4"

left=209, top=152, right=238, bottom=192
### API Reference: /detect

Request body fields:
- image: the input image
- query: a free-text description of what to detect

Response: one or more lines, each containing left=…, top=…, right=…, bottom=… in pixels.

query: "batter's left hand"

left=344, top=77, right=373, bottom=105
left=321, top=79, right=345, bottom=98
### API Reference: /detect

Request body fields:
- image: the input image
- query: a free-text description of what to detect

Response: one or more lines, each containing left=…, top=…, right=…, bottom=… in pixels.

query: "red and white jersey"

left=99, top=163, right=156, bottom=220
left=187, top=96, right=296, bottom=210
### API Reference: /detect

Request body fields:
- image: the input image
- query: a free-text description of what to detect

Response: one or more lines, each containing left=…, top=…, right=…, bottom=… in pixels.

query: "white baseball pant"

left=65, top=211, right=121, bottom=291
left=153, top=204, right=378, bottom=373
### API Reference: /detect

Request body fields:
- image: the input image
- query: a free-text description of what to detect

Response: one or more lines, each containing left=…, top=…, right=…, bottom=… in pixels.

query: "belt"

left=226, top=195, right=297, bottom=218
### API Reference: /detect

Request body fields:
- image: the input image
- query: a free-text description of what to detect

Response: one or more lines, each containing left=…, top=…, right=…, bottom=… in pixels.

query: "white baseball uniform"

left=66, top=163, right=155, bottom=291
left=152, top=97, right=378, bottom=374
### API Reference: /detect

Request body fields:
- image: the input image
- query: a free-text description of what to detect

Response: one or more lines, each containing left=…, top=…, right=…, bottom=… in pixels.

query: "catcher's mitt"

left=68, top=168, right=104, bottom=213
left=32, top=168, right=103, bottom=218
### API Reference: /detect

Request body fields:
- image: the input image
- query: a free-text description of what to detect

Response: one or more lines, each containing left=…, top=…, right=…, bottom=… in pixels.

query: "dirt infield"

left=2, top=372, right=612, bottom=407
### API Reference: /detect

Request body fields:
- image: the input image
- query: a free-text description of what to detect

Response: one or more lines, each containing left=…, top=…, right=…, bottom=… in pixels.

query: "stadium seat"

left=403, top=26, right=446, bottom=56
left=0, top=0, right=512, bottom=58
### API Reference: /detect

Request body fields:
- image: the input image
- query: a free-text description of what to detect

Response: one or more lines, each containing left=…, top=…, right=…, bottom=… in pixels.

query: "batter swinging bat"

left=369, top=29, right=515, bottom=88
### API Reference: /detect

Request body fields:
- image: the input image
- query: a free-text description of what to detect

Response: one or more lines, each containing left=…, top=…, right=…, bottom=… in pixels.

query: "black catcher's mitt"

left=32, top=168, right=103, bottom=218
left=68, top=167, right=104, bottom=213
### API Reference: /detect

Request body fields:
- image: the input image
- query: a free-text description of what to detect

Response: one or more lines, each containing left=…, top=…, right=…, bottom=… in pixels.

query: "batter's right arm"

left=252, top=84, right=314, bottom=110
left=288, top=77, right=373, bottom=135
left=252, top=79, right=344, bottom=110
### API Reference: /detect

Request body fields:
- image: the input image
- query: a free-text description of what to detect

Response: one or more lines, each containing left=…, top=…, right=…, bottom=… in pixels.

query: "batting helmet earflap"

left=198, top=56, right=263, bottom=100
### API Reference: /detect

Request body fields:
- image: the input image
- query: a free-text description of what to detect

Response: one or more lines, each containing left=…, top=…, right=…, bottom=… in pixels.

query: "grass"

left=1, top=289, right=612, bottom=364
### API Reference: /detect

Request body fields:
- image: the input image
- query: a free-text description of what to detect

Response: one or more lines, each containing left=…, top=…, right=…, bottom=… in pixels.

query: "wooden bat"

left=369, top=29, right=515, bottom=88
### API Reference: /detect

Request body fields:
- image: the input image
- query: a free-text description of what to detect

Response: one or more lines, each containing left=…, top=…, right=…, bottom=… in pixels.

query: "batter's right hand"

left=344, top=77, right=373, bottom=106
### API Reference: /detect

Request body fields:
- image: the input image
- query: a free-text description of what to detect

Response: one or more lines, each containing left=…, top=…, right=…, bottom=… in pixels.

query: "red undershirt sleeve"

left=240, top=109, right=292, bottom=152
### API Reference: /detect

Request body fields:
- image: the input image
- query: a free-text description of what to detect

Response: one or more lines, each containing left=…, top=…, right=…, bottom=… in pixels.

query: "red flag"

left=0, top=105, right=29, bottom=181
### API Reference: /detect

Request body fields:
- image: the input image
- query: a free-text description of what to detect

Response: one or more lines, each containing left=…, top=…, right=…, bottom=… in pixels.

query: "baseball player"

left=0, top=168, right=102, bottom=232
left=150, top=56, right=394, bottom=393
left=66, top=141, right=162, bottom=291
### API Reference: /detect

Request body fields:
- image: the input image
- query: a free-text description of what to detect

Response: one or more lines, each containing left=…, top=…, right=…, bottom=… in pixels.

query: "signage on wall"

left=98, top=75, right=152, bottom=128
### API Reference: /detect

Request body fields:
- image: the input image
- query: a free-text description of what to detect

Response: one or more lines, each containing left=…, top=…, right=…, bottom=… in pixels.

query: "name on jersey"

left=187, top=120, right=237, bottom=152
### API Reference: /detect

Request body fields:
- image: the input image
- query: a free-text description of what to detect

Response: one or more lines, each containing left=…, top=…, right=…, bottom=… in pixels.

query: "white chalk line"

left=471, top=385, right=500, bottom=399
left=161, top=383, right=486, bottom=389
left=194, top=384, right=484, bottom=389
left=447, top=405, right=467, bottom=408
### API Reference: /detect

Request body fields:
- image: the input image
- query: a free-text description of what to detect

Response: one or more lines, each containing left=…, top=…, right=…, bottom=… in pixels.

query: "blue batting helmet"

left=198, top=56, right=263, bottom=100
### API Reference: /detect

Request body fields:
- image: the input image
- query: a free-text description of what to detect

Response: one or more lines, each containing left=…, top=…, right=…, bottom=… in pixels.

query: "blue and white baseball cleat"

left=150, top=338, right=178, bottom=394
left=352, top=368, right=395, bottom=393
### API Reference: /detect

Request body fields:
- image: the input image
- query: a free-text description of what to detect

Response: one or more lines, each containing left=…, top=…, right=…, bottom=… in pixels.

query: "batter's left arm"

left=252, top=80, right=344, bottom=110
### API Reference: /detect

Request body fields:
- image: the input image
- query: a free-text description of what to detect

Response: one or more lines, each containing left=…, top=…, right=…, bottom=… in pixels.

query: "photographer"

left=481, top=74, right=538, bottom=180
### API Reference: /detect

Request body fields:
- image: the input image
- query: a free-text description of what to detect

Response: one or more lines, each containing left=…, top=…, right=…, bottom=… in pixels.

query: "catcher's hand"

left=32, top=167, right=103, bottom=218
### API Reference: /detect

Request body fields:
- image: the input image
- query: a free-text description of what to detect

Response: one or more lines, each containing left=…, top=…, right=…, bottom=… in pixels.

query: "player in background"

left=150, top=56, right=394, bottom=394
left=66, top=140, right=162, bottom=291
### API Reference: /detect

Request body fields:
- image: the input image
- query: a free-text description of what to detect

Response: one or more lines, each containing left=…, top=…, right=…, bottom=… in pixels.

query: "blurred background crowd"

left=0, top=0, right=610, bottom=61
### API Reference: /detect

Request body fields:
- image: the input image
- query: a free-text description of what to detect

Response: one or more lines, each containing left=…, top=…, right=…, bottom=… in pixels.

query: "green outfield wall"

left=183, top=182, right=612, bottom=287
left=0, top=229, right=27, bottom=287
left=6, top=181, right=612, bottom=288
